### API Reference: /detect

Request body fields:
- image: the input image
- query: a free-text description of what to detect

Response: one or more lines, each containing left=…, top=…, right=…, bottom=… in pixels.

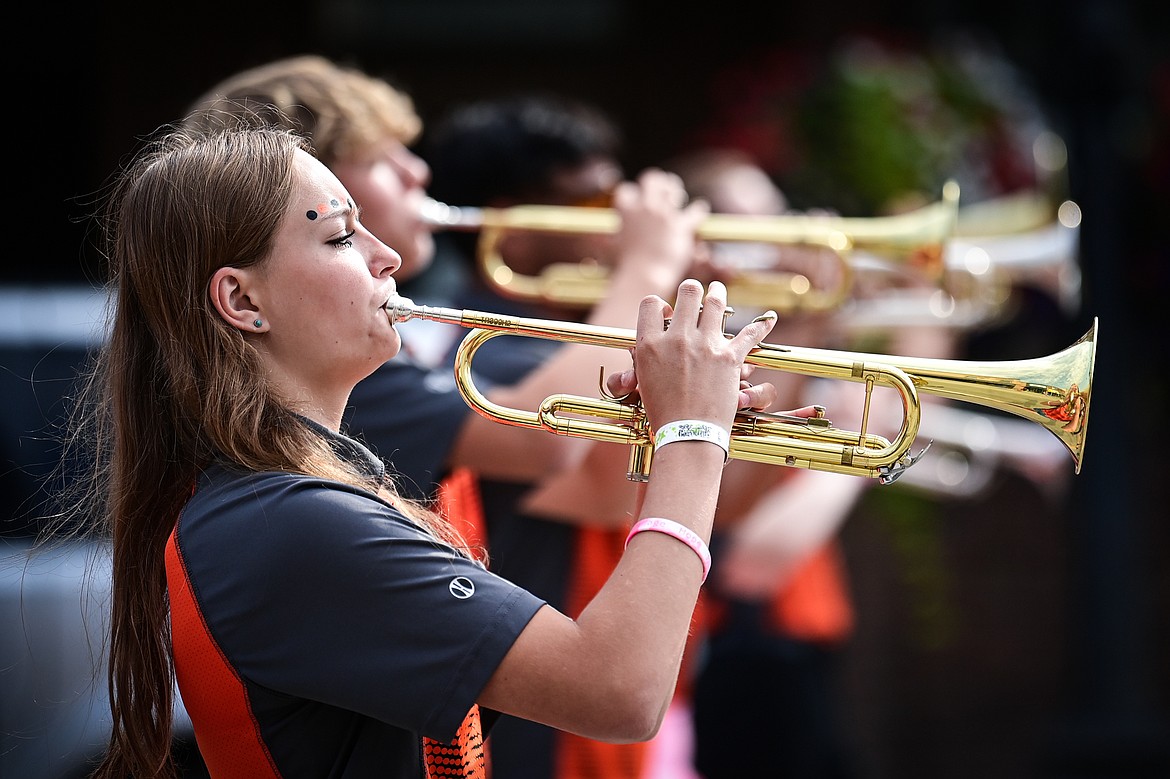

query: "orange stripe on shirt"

left=424, top=705, right=488, bottom=779
left=438, top=471, right=651, bottom=779
left=166, top=528, right=282, bottom=778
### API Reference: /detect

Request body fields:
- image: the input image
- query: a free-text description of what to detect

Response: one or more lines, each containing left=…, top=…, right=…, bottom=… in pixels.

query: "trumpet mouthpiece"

left=384, top=297, right=468, bottom=327
left=384, top=296, right=417, bottom=323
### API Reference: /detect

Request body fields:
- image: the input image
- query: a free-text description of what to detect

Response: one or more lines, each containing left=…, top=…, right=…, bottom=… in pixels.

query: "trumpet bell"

left=889, top=318, right=1096, bottom=473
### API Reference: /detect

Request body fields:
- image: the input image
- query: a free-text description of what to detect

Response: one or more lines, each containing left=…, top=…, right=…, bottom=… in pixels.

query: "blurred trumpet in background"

left=420, top=180, right=960, bottom=313
left=838, top=195, right=1082, bottom=333
left=420, top=128, right=1090, bottom=502
left=812, top=385, right=1077, bottom=503
left=423, top=177, right=1081, bottom=336
left=900, top=402, right=1075, bottom=502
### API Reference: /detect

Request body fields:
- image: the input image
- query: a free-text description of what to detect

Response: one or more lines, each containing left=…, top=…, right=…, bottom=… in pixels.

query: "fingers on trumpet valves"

left=778, top=404, right=826, bottom=420
left=738, top=380, right=778, bottom=411
left=600, top=366, right=636, bottom=401
left=693, top=280, right=732, bottom=331
left=737, top=307, right=778, bottom=347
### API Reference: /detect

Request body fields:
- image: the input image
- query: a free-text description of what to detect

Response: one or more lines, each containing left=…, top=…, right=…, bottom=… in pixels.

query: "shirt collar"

left=297, top=415, right=386, bottom=484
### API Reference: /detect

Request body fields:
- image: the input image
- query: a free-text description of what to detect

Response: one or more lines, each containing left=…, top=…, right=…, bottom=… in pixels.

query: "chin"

left=386, top=332, right=402, bottom=359
left=370, top=330, right=402, bottom=366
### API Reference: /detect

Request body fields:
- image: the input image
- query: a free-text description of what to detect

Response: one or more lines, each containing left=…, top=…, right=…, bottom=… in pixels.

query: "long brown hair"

left=66, top=124, right=457, bottom=777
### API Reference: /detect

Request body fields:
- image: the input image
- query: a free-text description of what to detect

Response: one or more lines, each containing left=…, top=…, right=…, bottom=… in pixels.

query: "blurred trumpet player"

left=415, top=112, right=911, bottom=779
left=401, top=90, right=1083, bottom=778
left=661, top=146, right=1081, bottom=779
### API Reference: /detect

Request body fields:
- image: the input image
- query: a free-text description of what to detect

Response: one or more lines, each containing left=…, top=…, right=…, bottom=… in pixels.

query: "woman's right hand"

left=608, top=279, right=778, bottom=434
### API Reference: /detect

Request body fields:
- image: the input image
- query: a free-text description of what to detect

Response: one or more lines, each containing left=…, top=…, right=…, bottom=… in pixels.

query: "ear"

left=209, top=266, right=267, bottom=333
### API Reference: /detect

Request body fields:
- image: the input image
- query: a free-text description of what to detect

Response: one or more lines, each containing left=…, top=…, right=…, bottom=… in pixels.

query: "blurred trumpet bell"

left=838, top=203, right=1082, bottom=332
left=946, top=203, right=1082, bottom=316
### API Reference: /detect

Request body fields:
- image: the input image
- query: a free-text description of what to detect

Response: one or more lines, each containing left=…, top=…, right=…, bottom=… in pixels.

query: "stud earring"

left=253, top=319, right=263, bottom=328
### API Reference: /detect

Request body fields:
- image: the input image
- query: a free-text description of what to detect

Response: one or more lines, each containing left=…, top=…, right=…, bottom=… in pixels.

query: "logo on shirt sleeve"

left=449, top=576, right=475, bottom=599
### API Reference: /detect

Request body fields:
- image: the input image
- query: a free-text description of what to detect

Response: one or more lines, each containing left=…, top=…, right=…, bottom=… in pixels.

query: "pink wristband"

left=624, top=517, right=712, bottom=583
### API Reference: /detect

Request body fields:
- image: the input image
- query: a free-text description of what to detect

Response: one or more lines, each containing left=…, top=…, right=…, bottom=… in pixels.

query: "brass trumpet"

left=386, top=298, right=1095, bottom=484
left=838, top=195, right=1084, bottom=332
left=419, top=181, right=960, bottom=312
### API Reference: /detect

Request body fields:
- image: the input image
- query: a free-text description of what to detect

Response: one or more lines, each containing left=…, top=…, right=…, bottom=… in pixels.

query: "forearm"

left=479, top=441, right=724, bottom=740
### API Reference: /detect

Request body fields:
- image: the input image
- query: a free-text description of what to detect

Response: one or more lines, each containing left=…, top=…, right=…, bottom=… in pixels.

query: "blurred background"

left=5, top=1, right=1168, bottom=777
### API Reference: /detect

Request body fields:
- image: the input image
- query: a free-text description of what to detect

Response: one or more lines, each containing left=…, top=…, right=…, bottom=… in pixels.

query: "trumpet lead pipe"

left=387, top=297, right=634, bottom=349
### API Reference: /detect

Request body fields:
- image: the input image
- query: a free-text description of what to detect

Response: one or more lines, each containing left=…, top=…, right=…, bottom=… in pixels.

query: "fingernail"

left=752, top=310, right=778, bottom=323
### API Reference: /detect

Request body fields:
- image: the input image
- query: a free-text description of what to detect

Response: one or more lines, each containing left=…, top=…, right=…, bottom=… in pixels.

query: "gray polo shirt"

left=168, top=423, right=544, bottom=778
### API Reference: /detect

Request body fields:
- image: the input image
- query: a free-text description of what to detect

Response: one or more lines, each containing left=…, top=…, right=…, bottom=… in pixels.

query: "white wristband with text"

left=653, top=419, right=730, bottom=461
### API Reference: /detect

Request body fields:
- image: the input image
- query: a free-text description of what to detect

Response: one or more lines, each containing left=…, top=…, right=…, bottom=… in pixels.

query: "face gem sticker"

left=306, top=198, right=347, bottom=221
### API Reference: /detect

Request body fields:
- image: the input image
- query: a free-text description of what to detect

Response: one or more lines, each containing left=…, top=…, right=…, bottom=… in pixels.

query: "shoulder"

left=172, top=465, right=477, bottom=611
left=180, top=466, right=426, bottom=557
